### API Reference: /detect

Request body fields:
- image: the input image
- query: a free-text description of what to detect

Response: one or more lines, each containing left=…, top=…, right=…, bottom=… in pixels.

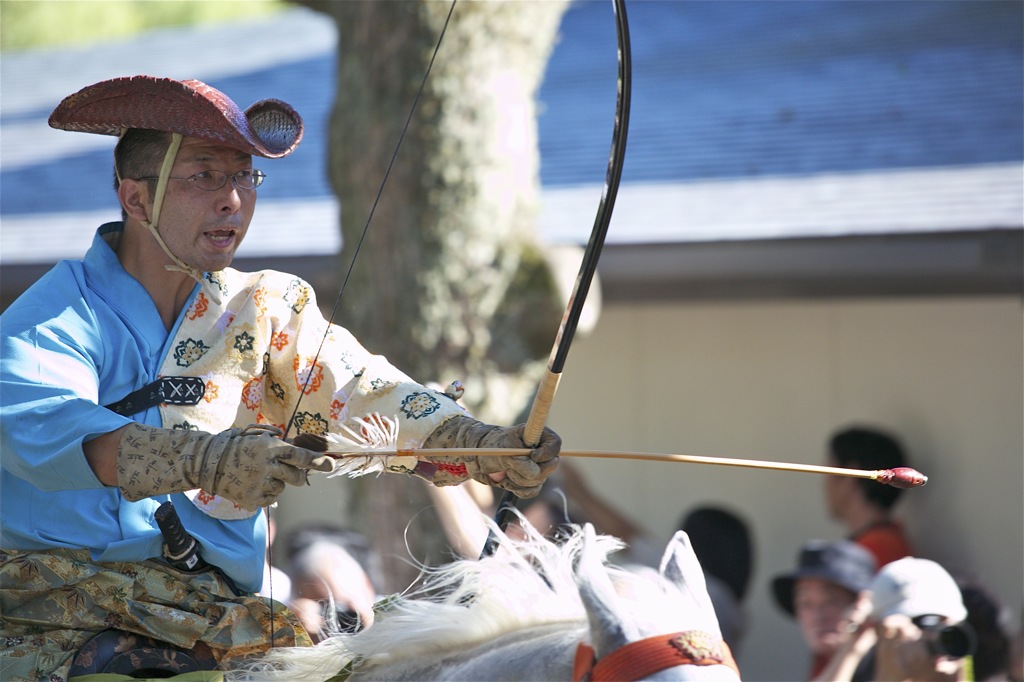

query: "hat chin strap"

left=140, top=133, right=221, bottom=303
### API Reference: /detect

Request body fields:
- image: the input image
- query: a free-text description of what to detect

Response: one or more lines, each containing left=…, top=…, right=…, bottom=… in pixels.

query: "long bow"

left=277, top=0, right=633, bottom=559
left=483, top=0, right=633, bottom=556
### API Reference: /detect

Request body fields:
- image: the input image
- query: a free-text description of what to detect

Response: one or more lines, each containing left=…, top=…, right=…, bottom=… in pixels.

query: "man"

left=0, top=75, right=560, bottom=679
left=680, top=506, right=753, bottom=654
left=822, top=557, right=977, bottom=682
left=771, top=539, right=877, bottom=680
left=824, top=426, right=914, bottom=567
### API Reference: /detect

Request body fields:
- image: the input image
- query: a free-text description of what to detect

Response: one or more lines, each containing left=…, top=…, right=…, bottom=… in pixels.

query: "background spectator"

left=285, top=525, right=380, bottom=641
left=825, top=426, right=914, bottom=567
left=957, top=580, right=1013, bottom=681
left=822, top=556, right=979, bottom=681
left=771, top=539, right=877, bottom=680
left=680, top=505, right=754, bottom=653
left=867, top=557, right=975, bottom=681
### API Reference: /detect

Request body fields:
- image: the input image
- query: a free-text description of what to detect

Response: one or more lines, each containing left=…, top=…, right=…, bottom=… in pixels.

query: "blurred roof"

left=2, top=0, right=1021, bottom=299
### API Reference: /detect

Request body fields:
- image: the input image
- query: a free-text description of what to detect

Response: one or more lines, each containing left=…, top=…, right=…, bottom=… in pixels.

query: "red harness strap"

left=573, top=630, right=740, bottom=681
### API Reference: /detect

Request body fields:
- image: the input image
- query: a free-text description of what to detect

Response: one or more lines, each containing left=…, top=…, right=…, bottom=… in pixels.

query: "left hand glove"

left=422, top=415, right=561, bottom=498
left=116, top=423, right=335, bottom=511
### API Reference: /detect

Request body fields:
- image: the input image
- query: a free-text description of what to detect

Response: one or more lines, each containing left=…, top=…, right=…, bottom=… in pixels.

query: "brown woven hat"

left=48, top=75, right=303, bottom=158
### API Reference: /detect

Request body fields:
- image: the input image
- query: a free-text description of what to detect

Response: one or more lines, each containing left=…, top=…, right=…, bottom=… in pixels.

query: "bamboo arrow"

left=306, top=442, right=928, bottom=489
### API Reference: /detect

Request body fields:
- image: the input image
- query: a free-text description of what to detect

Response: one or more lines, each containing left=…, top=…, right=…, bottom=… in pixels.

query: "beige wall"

left=547, top=295, right=1023, bottom=680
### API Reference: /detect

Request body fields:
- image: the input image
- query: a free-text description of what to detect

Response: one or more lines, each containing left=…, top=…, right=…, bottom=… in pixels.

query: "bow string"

left=268, top=0, right=457, bottom=634
left=283, top=0, right=458, bottom=438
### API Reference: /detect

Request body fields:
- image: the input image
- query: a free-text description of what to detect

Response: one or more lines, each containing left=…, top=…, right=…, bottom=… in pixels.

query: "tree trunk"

left=299, top=0, right=570, bottom=592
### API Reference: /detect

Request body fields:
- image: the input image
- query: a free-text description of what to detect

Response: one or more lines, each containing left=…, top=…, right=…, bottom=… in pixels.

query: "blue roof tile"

left=1, top=0, right=1020, bottom=262
left=538, top=0, right=1022, bottom=185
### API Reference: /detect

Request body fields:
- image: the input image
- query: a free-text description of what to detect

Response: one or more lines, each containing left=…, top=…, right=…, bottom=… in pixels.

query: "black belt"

left=104, top=377, right=205, bottom=417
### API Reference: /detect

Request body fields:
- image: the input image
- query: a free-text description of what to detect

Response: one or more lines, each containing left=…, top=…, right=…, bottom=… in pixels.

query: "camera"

left=912, top=614, right=977, bottom=659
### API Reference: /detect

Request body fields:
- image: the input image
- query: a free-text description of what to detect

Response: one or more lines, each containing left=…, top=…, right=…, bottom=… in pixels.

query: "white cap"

left=868, top=557, right=967, bottom=622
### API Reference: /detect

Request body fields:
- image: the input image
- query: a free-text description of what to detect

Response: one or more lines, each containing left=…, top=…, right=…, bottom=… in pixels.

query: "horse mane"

left=233, top=520, right=691, bottom=681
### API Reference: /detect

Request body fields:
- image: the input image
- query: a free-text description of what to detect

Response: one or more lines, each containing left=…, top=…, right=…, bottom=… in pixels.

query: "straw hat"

left=48, top=75, right=303, bottom=158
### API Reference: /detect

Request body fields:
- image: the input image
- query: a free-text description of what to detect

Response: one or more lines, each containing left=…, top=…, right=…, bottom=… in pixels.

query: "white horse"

left=232, top=522, right=741, bottom=681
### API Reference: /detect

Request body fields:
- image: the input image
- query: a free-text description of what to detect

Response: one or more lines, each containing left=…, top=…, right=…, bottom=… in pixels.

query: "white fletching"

left=323, top=414, right=418, bottom=478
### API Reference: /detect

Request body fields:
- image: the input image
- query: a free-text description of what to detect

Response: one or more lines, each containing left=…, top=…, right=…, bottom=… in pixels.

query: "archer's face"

left=153, top=137, right=257, bottom=273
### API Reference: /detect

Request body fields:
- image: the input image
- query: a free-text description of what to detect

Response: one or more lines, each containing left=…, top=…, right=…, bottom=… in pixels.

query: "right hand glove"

left=117, top=423, right=336, bottom=510
left=421, top=415, right=560, bottom=498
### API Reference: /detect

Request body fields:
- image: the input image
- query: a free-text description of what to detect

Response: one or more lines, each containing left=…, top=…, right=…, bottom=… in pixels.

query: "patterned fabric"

left=0, top=548, right=312, bottom=681
left=1, top=226, right=465, bottom=592
left=115, top=423, right=333, bottom=511
left=161, top=267, right=464, bottom=519
left=1, top=229, right=467, bottom=678
left=68, top=629, right=217, bottom=676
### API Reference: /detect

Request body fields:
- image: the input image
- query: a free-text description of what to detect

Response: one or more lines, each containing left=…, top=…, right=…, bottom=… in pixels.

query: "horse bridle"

left=572, top=630, right=740, bottom=682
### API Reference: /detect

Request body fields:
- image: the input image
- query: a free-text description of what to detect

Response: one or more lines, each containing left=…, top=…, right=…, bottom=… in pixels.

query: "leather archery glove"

left=116, top=422, right=336, bottom=510
left=421, top=415, right=561, bottom=499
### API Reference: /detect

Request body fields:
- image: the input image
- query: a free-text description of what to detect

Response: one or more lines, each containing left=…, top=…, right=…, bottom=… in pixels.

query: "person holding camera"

left=819, top=556, right=976, bottom=681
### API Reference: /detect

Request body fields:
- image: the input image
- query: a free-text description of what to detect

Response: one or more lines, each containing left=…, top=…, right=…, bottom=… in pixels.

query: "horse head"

left=573, top=526, right=742, bottom=681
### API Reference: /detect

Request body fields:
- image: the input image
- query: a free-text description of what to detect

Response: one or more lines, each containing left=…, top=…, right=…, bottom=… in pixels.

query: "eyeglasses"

left=138, top=169, right=266, bottom=191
